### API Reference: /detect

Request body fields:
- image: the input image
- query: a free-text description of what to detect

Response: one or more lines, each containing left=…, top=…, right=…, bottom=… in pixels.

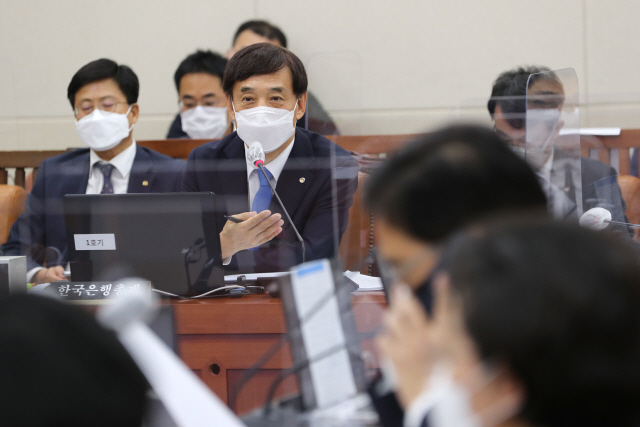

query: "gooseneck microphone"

left=580, top=207, right=640, bottom=230
left=247, top=141, right=306, bottom=264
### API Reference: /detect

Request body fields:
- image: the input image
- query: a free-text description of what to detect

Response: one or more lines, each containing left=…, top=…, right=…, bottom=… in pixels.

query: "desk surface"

left=170, top=292, right=386, bottom=415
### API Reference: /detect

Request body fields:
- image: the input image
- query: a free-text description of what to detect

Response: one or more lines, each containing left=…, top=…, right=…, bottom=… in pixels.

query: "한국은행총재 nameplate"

left=74, top=234, right=116, bottom=250
left=49, top=281, right=150, bottom=302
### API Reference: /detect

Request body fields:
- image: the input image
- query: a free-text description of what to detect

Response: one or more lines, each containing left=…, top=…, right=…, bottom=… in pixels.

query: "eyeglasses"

left=75, top=97, right=129, bottom=118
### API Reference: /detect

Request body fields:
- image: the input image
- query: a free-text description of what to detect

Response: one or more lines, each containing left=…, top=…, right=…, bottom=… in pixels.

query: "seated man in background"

left=1, top=58, right=184, bottom=284
left=379, top=218, right=640, bottom=427
left=362, top=124, right=548, bottom=427
left=166, top=50, right=233, bottom=140
left=182, top=43, right=358, bottom=273
left=229, top=20, right=339, bottom=135
left=488, top=66, right=628, bottom=225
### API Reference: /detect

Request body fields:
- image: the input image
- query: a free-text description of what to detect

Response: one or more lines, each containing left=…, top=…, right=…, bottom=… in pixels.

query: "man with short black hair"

left=488, top=65, right=628, bottom=224
left=226, top=19, right=339, bottom=136
left=166, top=50, right=232, bottom=139
left=1, top=58, right=184, bottom=284
left=182, top=43, right=358, bottom=273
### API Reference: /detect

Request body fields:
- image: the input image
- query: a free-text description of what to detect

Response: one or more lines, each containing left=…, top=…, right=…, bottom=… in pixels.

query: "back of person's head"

left=364, top=124, right=547, bottom=244
left=233, top=20, right=287, bottom=48
left=67, top=58, right=139, bottom=109
left=447, top=219, right=640, bottom=427
left=487, top=65, right=557, bottom=129
left=0, top=294, right=148, bottom=426
left=173, top=50, right=228, bottom=92
left=223, top=42, right=308, bottom=97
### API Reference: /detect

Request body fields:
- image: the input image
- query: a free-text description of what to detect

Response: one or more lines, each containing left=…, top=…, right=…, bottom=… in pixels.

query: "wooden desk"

left=172, top=292, right=386, bottom=415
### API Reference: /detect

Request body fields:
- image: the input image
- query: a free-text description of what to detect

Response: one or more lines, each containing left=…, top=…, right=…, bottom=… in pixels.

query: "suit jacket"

left=1, top=145, right=185, bottom=270
left=181, top=128, right=358, bottom=273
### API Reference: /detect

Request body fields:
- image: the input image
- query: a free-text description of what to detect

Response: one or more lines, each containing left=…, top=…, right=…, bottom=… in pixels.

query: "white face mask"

left=233, top=101, right=297, bottom=153
left=76, top=105, right=134, bottom=152
left=524, top=108, right=561, bottom=170
left=180, top=106, right=228, bottom=140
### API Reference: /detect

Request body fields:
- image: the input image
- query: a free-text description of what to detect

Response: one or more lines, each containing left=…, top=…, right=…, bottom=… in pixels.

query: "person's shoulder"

left=580, top=156, right=617, bottom=177
left=189, top=132, right=239, bottom=159
left=298, top=128, right=354, bottom=160
left=41, top=148, right=90, bottom=168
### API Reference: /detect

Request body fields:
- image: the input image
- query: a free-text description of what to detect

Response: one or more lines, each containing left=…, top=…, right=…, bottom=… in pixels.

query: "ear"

left=226, top=94, right=236, bottom=122
left=294, top=92, right=308, bottom=122
left=225, top=48, right=234, bottom=60
left=128, top=103, right=139, bottom=126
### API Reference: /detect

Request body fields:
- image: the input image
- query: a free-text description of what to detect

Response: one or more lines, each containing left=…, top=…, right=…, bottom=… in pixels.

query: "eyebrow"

left=240, top=86, right=255, bottom=93
left=270, top=87, right=285, bottom=93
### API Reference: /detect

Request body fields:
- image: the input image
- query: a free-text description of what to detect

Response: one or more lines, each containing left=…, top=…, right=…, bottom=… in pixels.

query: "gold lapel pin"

left=299, top=177, right=305, bottom=183
left=142, top=180, right=149, bottom=186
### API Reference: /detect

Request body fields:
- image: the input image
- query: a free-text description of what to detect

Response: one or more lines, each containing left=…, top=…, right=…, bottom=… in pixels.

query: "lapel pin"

left=142, top=180, right=149, bottom=187
left=299, top=177, right=305, bottom=183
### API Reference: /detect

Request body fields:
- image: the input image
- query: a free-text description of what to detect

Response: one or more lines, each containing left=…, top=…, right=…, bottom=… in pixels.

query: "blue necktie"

left=97, top=163, right=115, bottom=194
left=251, top=166, right=274, bottom=213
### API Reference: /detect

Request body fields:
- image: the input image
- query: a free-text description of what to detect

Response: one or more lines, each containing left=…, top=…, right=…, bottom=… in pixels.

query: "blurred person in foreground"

left=0, top=294, right=149, bottom=426
left=378, top=218, right=640, bottom=427
left=166, top=50, right=233, bottom=139
left=362, top=124, right=548, bottom=427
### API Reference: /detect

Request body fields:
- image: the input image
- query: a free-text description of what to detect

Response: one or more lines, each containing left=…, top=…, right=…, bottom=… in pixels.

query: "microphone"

left=580, top=207, right=640, bottom=230
left=247, top=141, right=306, bottom=264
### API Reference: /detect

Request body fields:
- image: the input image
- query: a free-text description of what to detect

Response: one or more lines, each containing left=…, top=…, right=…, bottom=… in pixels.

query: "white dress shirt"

left=86, top=141, right=137, bottom=194
left=244, top=138, right=295, bottom=209
left=27, top=141, right=138, bottom=282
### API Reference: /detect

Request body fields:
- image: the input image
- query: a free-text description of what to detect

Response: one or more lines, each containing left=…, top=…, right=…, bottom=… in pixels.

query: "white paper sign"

left=74, top=234, right=116, bottom=251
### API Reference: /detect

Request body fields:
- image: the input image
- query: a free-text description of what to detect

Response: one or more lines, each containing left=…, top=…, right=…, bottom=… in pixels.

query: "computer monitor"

left=63, top=193, right=224, bottom=297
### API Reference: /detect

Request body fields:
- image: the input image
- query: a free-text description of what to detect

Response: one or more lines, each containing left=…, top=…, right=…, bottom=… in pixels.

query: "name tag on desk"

left=74, top=234, right=116, bottom=250
left=49, top=281, right=151, bottom=302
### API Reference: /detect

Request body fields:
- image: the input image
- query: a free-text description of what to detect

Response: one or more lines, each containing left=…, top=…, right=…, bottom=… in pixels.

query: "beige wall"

left=1, top=0, right=640, bottom=150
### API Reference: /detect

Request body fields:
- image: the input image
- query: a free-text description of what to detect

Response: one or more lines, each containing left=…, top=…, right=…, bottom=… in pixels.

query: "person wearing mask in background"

left=488, top=66, right=628, bottom=226
left=228, top=19, right=339, bottom=136
left=1, top=58, right=185, bottom=284
left=378, top=218, right=640, bottom=427
left=182, top=43, right=358, bottom=273
left=362, top=124, right=548, bottom=427
left=166, top=50, right=233, bottom=140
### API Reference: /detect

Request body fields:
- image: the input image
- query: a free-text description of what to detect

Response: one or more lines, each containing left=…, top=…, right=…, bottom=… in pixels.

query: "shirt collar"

left=89, top=140, right=137, bottom=178
left=244, top=138, right=295, bottom=182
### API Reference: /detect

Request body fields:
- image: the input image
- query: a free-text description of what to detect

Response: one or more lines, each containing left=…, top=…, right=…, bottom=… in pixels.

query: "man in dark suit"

left=488, top=66, right=629, bottom=224
left=1, top=59, right=184, bottom=284
left=182, top=43, right=358, bottom=273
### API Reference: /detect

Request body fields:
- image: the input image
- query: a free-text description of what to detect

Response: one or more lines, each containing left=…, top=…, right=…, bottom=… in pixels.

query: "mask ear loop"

left=124, top=104, right=136, bottom=133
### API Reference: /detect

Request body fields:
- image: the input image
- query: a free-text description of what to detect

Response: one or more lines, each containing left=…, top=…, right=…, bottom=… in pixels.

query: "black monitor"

left=63, top=193, right=224, bottom=297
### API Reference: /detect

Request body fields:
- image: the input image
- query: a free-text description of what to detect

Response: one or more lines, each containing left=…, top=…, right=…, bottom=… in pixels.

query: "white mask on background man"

left=523, top=108, right=561, bottom=170
left=76, top=105, right=134, bottom=152
left=233, top=101, right=297, bottom=153
left=180, top=106, right=228, bottom=140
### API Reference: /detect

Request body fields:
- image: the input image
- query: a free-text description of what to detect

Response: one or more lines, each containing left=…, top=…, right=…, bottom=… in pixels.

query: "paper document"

left=344, top=271, right=383, bottom=291
left=559, top=127, right=621, bottom=136
left=224, top=271, right=290, bottom=283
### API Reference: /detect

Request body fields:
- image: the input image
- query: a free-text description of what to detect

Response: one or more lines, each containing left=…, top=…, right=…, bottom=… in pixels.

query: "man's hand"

left=219, top=210, right=284, bottom=259
left=376, top=285, right=437, bottom=409
left=33, top=266, right=66, bottom=284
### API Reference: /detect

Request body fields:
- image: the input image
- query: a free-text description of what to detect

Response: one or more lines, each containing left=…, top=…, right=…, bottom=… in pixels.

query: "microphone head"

left=579, top=207, right=612, bottom=231
left=246, top=141, right=265, bottom=168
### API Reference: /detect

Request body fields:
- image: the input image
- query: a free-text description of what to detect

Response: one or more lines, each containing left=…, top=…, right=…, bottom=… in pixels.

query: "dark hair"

left=0, top=294, right=149, bottom=425
left=447, top=219, right=640, bottom=427
left=223, top=43, right=308, bottom=97
left=173, top=50, right=228, bottom=92
left=364, top=124, right=547, bottom=244
left=233, top=20, right=287, bottom=48
left=487, top=66, right=558, bottom=129
left=67, top=58, right=139, bottom=109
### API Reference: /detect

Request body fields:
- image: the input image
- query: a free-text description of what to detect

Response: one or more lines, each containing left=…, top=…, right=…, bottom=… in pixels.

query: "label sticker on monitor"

left=74, top=234, right=116, bottom=251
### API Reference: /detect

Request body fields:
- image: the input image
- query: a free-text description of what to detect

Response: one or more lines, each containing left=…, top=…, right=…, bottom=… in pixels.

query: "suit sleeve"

left=249, top=154, right=358, bottom=272
left=181, top=150, right=200, bottom=192
left=0, top=160, right=48, bottom=269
